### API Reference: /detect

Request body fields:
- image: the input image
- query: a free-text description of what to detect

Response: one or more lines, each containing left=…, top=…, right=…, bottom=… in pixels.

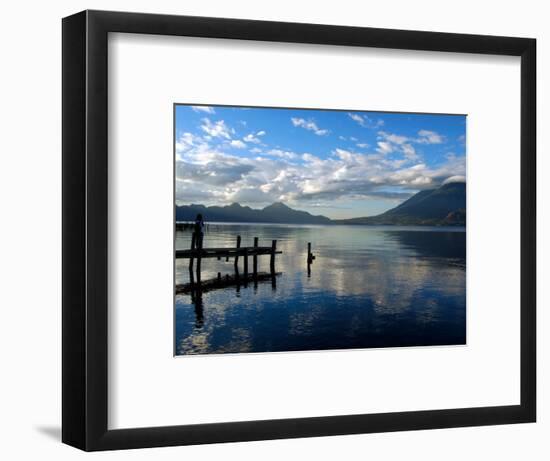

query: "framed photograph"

left=62, top=10, right=536, bottom=451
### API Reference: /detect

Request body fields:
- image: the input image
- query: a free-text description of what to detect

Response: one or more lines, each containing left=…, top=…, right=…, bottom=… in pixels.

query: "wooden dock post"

left=253, top=237, right=258, bottom=275
left=270, top=239, right=277, bottom=274
left=189, top=232, right=196, bottom=270
left=243, top=248, right=249, bottom=287
left=234, top=235, right=241, bottom=270
left=307, top=242, right=316, bottom=264
left=307, top=242, right=315, bottom=277
left=195, top=232, right=203, bottom=283
left=307, top=242, right=311, bottom=277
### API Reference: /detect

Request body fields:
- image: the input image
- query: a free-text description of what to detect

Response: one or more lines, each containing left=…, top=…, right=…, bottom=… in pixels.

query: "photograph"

left=50, top=4, right=541, bottom=454
left=174, top=104, right=467, bottom=355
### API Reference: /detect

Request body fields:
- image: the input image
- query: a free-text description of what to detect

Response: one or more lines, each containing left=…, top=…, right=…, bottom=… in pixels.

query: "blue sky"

left=175, top=104, right=466, bottom=219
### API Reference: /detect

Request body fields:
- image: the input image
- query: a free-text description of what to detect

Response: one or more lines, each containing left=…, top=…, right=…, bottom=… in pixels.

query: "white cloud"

left=291, top=117, right=329, bottom=136
left=388, top=163, right=433, bottom=186
left=376, top=131, right=418, bottom=160
left=302, top=153, right=321, bottom=163
left=348, top=113, right=364, bottom=125
left=333, top=148, right=354, bottom=161
left=376, top=142, right=394, bottom=154
left=191, top=105, right=215, bottom=114
left=200, top=118, right=232, bottom=139
left=443, top=175, right=466, bottom=184
left=175, top=132, right=197, bottom=156
left=348, top=113, right=384, bottom=129
left=401, top=144, right=417, bottom=160
left=176, top=124, right=464, bottom=210
left=230, top=140, right=247, bottom=149
left=266, top=149, right=298, bottom=160
left=244, top=133, right=262, bottom=144
left=180, top=114, right=458, bottom=207
left=176, top=143, right=464, bottom=207
left=417, top=129, right=445, bottom=144
left=378, top=131, right=408, bottom=145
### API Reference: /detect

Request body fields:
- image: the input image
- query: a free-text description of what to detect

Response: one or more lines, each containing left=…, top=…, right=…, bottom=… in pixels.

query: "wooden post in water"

left=307, top=242, right=315, bottom=277
left=195, top=232, right=203, bottom=283
left=307, top=242, right=312, bottom=277
left=307, top=242, right=312, bottom=261
left=307, top=242, right=316, bottom=264
left=243, top=248, right=249, bottom=287
left=189, top=232, right=196, bottom=271
left=270, top=239, right=277, bottom=274
left=234, top=235, right=241, bottom=271
left=253, top=237, right=259, bottom=275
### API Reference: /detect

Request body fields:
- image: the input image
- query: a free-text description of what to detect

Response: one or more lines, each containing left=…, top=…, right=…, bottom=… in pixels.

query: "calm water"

left=175, top=224, right=466, bottom=355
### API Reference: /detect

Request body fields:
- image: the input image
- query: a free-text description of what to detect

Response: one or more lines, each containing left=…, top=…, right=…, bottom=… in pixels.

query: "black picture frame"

left=62, top=10, right=536, bottom=451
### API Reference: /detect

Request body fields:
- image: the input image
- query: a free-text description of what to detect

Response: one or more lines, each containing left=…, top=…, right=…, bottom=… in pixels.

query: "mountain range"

left=176, top=201, right=332, bottom=225
left=335, top=182, right=466, bottom=225
left=176, top=182, right=466, bottom=226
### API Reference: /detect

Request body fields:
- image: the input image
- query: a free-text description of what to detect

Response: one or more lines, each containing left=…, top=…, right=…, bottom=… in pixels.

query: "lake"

left=175, top=223, right=466, bottom=355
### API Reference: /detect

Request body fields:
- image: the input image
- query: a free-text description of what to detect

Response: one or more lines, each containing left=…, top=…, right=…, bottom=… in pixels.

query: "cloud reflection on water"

left=175, top=224, right=466, bottom=355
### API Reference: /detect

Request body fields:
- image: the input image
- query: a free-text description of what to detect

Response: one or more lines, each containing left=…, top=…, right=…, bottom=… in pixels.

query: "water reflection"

left=180, top=271, right=280, bottom=328
left=175, top=224, right=466, bottom=355
left=191, top=290, right=204, bottom=329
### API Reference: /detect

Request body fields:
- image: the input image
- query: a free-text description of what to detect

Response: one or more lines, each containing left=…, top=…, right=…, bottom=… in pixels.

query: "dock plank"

left=176, top=247, right=282, bottom=259
left=176, top=272, right=281, bottom=294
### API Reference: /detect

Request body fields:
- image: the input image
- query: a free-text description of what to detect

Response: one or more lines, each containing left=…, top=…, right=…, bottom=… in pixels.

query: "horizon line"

left=175, top=181, right=466, bottom=221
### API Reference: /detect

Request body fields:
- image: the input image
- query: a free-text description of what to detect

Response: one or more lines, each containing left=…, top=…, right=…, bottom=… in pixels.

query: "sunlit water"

left=175, top=223, right=466, bottom=355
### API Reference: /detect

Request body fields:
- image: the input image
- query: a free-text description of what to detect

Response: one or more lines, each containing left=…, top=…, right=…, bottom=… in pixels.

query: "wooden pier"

left=177, top=245, right=280, bottom=262
left=176, top=234, right=282, bottom=281
left=175, top=233, right=318, bottom=296
left=176, top=271, right=280, bottom=295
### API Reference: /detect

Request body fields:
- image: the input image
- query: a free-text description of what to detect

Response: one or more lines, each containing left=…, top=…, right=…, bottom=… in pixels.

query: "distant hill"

left=335, top=182, right=466, bottom=226
left=176, top=182, right=466, bottom=226
left=175, top=202, right=332, bottom=225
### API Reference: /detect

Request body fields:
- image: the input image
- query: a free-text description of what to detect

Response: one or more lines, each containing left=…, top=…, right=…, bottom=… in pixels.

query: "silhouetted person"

left=194, top=213, right=205, bottom=248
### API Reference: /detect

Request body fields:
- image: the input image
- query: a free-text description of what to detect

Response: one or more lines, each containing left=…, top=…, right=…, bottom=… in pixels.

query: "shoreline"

left=175, top=221, right=466, bottom=231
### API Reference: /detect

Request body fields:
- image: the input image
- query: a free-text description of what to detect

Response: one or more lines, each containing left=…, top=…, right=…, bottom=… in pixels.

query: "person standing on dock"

left=194, top=213, right=205, bottom=248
